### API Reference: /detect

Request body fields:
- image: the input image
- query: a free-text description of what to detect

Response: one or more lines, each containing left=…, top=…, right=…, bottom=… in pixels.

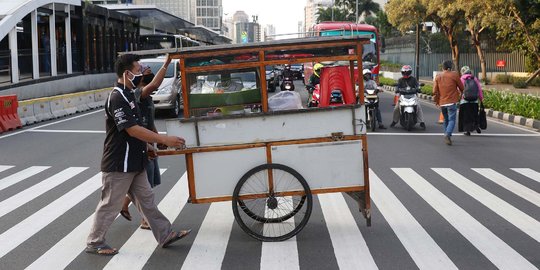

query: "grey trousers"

left=392, top=103, right=425, bottom=123
left=87, top=170, right=172, bottom=247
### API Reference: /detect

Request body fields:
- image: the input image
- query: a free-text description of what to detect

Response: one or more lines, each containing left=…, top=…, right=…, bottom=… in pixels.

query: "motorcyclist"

left=306, top=63, right=323, bottom=91
left=282, top=64, right=294, bottom=80
left=363, top=69, right=386, bottom=129
left=390, top=65, right=426, bottom=129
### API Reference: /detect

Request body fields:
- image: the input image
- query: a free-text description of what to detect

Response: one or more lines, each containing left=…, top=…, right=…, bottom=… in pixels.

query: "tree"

left=386, top=0, right=464, bottom=70
left=364, top=10, right=399, bottom=38
left=486, top=0, right=540, bottom=83
left=316, top=6, right=354, bottom=23
left=337, top=0, right=381, bottom=21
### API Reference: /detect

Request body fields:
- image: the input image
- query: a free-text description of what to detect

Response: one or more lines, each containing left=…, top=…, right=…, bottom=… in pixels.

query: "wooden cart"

left=158, top=36, right=372, bottom=242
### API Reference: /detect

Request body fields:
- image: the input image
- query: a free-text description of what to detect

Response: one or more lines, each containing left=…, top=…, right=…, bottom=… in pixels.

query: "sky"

left=222, top=0, right=306, bottom=35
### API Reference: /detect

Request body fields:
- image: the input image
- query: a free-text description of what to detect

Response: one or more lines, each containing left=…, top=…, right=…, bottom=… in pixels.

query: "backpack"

left=463, top=77, right=479, bottom=101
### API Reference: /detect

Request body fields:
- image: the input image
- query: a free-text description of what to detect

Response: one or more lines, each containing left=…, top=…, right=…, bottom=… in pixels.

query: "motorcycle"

left=306, top=85, right=320, bottom=107
left=364, top=86, right=381, bottom=132
left=397, top=86, right=420, bottom=131
left=281, top=76, right=295, bottom=91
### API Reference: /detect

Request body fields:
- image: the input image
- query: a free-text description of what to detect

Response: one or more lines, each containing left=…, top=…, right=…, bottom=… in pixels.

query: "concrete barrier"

left=17, top=101, right=36, bottom=126
left=32, top=99, right=54, bottom=122
left=49, top=98, right=67, bottom=118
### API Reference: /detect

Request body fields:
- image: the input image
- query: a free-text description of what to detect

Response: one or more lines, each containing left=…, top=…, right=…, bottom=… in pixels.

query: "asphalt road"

left=0, top=80, right=539, bottom=270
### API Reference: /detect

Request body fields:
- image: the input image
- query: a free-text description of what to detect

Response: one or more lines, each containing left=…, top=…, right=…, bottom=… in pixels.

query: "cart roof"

left=124, top=35, right=372, bottom=57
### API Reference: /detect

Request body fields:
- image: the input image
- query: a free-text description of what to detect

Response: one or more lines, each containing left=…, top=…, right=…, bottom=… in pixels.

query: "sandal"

left=140, top=220, right=151, bottom=230
left=85, top=244, right=118, bottom=256
left=120, top=209, right=132, bottom=221
left=161, top=229, right=191, bottom=248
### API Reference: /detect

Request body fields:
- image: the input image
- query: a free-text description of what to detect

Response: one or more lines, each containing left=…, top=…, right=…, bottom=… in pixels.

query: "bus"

left=305, top=22, right=382, bottom=83
left=138, top=34, right=201, bottom=51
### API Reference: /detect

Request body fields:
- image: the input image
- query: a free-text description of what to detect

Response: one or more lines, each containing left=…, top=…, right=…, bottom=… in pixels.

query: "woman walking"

left=458, top=66, right=484, bottom=136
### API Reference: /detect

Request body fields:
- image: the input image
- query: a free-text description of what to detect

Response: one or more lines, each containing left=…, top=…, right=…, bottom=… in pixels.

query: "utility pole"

left=415, top=23, right=420, bottom=78
left=355, top=0, right=359, bottom=23
left=331, top=0, right=335, bottom=21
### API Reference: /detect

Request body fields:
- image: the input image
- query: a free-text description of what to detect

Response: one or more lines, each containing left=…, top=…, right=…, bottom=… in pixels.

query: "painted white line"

left=511, top=168, right=540, bottom=183
left=261, top=196, right=299, bottom=270
left=0, top=165, right=14, bottom=173
left=0, top=166, right=50, bottom=192
left=433, top=168, right=540, bottom=242
left=0, top=167, right=88, bottom=218
left=318, top=193, right=378, bottom=270
left=0, top=109, right=104, bottom=140
left=28, top=129, right=105, bottom=134
left=26, top=129, right=166, bottom=134
left=103, top=171, right=192, bottom=270
left=370, top=170, right=456, bottom=270
left=392, top=168, right=536, bottom=270
left=368, top=133, right=540, bottom=137
left=0, top=172, right=102, bottom=259
left=472, top=168, right=540, bottom=207
left=181, top=202, right=234, bottom=270
left=27, top=169, right=168, bottom=270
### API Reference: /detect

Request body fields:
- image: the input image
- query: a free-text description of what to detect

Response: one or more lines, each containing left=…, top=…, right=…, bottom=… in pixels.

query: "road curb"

left=382, top=85, right=540, bottom=131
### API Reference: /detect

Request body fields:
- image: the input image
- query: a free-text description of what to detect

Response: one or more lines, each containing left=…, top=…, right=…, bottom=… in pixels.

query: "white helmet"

left=362, top=69, right=372, bottom=75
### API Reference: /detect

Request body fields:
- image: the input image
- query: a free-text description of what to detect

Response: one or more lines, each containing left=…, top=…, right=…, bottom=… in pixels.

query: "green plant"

left=494, top=74, right=512, bottom=84
left=513, top=80, right=528, bottom=88
left=378, top=77, right=396, bottom=86
left=421, top=84, right=433, bottom=95
left=483, top=90, right=540, bottom=119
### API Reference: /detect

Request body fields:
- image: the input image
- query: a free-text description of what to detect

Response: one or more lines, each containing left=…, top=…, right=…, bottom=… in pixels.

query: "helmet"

left=362, top=69, right=372, bottom=81
left=313, top=63, right=324, bottom=77
left=461, top=66, right=471, bottom=74
left=401, top=65, right=412, bottom=78
left=284, top=64, right=291, bottom=70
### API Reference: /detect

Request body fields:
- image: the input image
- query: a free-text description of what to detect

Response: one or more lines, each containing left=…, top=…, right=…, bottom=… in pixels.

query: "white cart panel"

left=166, top=106, right=365, bottom=148
left=192, top=147, right=267, bottom=199
left=271, top=140, right=364, bottom=190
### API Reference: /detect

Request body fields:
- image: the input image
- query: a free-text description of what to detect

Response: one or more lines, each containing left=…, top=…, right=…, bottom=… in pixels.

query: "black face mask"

left=128, top=71, right=143, bottom=87
left=142, top=73, right=155, bottom=85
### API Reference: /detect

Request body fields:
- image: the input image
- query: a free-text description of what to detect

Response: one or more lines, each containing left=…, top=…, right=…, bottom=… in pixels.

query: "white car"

left=139, top=57, right=183, bottom=117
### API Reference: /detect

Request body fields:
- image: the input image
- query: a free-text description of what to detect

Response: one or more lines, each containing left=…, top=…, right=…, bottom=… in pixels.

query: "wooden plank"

left=259, top=50, right=269, bottom=112
left=356, top=43, right=364, bottom=104
left=186, top=154, right=197, bottom=202
left=180, top=58, right=190, bottom=118
left=265, top=145, right=274, bottom=193
left=361, top=137, right=371, bottom=219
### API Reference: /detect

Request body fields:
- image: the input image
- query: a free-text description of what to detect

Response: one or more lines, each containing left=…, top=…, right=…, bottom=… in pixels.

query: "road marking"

left=0, top=109, right=104, bottom=140
left=261, top=196, right=299, bottom=270
left=318, top=193, right=378, bottom=270
left=370, top=170, right=457, bottom=270
left=0, top=172, right=102, bottom=259
left=181, top=202, right=234, bottom=270
left=0, top=167, right=87, bottom=218
left=27, top=129, right=167, bottom=135
left=368, top=133, right=540, bottom=137
left=433, top=168, right=540, bottom=242
left=27, top=169, right=167, bottom=270
left=103, top=171, right=192, bottom=270
left=472, top=168, right=540, bottom=207
left=511, top=168, right=540, bottom=183
left=0, top=166, right=50, bottom=192
left=392, top=168, right=536, bottom=270
left=0, top=165, right=14, bottom=173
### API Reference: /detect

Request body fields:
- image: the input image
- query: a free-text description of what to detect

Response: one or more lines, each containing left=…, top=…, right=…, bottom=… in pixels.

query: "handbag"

left=478, top=102, right=487, bottom=130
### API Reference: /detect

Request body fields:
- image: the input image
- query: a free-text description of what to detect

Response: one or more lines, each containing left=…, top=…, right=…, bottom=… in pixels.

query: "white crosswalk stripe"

left=511, top=168, right=540, bottom=183
left=0, top=165, right=538, bottom=269
left=0, top=166, right=50, bottom=191
left=472, top=168, right=540, bottom=207
left=433, top=168, right=540, bottom=242
left=393, top=168, right=537, bottom=270
left=0, top=167, right=88, bottom=218
left=370, top=170, right=457, bottom=270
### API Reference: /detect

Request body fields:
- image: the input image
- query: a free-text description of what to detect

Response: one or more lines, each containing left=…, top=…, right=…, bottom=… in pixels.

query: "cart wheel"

left=232, top=163, right=313, bottom=242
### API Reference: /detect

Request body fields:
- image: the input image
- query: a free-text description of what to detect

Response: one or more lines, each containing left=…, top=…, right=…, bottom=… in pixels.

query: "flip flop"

left=140, top=223, right=151, bottom=230
left=85, top=245, right=118, bottom=256
left=161, top=229, right=191, bottom=248
left=120, top=209, right=132, bottom=221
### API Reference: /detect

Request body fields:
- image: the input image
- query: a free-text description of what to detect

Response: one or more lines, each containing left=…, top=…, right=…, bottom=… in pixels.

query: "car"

left=290, top=64, right=304, bottom=80
left=139, top=57, right=182, bottom=117
left=265, top=65, right=279, bottom=92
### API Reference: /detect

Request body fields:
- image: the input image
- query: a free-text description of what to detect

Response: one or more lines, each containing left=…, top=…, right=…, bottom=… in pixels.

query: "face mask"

left=142, top=73, right=155, bottom=85
left=128, top=71, right=143, bottom=88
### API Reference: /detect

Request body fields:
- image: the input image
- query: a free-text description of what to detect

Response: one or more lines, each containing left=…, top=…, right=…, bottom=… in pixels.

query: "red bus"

left=305, top=22, right=381, bottom=83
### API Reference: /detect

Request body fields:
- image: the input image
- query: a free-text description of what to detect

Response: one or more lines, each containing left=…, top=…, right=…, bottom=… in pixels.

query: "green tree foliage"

left=336, top=0, right=381, bottom=20
left=364, top=10, right=399, bottom=37
left=316, top=6, right=354, bottom=23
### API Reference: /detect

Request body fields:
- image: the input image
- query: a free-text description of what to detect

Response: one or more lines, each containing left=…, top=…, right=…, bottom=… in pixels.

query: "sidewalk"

left=419, top=77, right=540, bottom=96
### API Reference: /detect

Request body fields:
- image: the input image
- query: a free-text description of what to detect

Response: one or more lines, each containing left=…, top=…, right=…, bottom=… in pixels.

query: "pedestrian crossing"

left=0, top=165, right=538, bottom=269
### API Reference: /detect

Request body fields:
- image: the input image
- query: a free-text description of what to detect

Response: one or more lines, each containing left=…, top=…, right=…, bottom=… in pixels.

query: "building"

left=129, top=0, right=192, bottom=23
left=297, top=21, right=304, bottom=38
left=263, top=24, right=276, bottom=41
left=235, top=22, right=260, bottom=43
left=304, top=0, right=332, bottom=33
left=193, top=0, right=222, bottom=33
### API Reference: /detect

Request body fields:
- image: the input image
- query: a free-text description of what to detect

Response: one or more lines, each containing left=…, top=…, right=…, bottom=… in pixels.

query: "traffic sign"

left=496, top=60, right=506, bottom=68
